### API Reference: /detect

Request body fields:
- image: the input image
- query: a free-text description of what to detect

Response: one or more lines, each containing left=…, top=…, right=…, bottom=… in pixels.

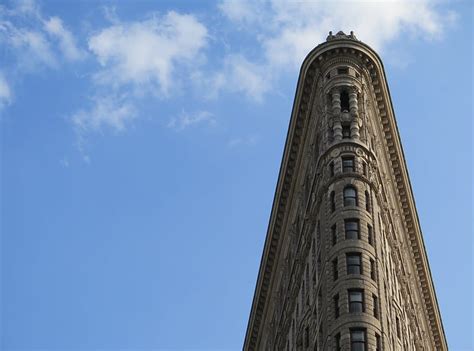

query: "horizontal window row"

left=332, top=253, right=377, bottom=281
left=330, top=186, right=372, bottom=212
left=331, top=220, right=375, bottom=246
left=334, top=328, right=382, bottom=351
left=329, top=155, right=368, bottom=177
left=333, top=289, right=379, bottom=319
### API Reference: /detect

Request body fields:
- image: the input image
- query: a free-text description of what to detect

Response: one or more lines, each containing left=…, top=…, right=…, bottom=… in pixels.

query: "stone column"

left=331, top=90, right=342, bottom=141
left=349, top=90, right=360, bottom=140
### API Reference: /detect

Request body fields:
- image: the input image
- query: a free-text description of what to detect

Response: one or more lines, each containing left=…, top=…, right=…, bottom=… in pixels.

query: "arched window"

left=365, top=191, right=371, bottom=212
left=344, top=185, right=358, bottom=206
left=330, top=191, right=336, bottom=212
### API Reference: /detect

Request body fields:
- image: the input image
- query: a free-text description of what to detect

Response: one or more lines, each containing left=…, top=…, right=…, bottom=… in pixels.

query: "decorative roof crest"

left=326, top=30, right=358, bottom=41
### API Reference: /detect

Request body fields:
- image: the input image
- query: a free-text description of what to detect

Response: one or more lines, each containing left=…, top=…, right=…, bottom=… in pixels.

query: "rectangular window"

left=330, top=162, right=335, bottom=176
left=370, top=259, right=376, bottom=280
left=332, top=224, right=337, bottom=246
left=345, top=219, right=360, bottom=239
left=375, top=334, right=381, bottom=351
left=333, top=258, right=339, bottom=280
left=348, top=289, right=364, bottom=313
left=342, top=156, right=355, bottom=172
left=350, top=328, right=367, bottom=351
left=368, top=225, right=373, bottom=246
left=334, top=294, right=340, bottom=318
left=373, top=294, right=379, bottom=319
left=396, top=317, right=401, bottom=338
left=362, top=162, right=367, bottom=176
left=335, top=332, right=341, bottom=351
left=342, top=124, right=351, bottom=139
left=347, top=253, right=362, bottom=274
left=338, top=67, right=349, bottom=75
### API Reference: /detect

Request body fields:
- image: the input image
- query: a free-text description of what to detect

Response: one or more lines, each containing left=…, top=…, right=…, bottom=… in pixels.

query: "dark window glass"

left=330, top=191, right=336, bottom=212
left=305, top=326, right=309, bottom=347
left=342, top=124, right=351, bottom=139
left=396, top=317, right=401, bottom=338
left=338, top=67, right=349, bottom=75
left=362, top=162, right=367, bottom=176
left=349, top=289, right=364, bottom=313
left=329, top=162, right=335, bottom=176
left=365, top=191, right=371, bottom=211
left=332, top=224, right=337, bottom=246
left=345, top=219, right=360, bottom=239
left=368, top=225, right=373, bottom=246
left=347, top=253, right=362, bottom=274
left=341, top=90, right=350, bottom=111
left=350, top=329, right=366, bottom=351
left=342, top=156, right=355, bottom=172
left=334, top=294, right=340, bottom=318
left=373, top=294, right=379, bottom=318
left=370, top=259, right=376, bottom=280
left=333, top=258, right=338, bottom=280
left=344, top=186, right=358, bottom=206
left=335, top=333, right=341, bottom=351
left=375, top=334, right=381, bottom=351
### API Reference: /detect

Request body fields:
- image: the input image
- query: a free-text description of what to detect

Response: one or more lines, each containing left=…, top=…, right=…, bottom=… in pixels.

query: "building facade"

left=243, top=32, right=447, bottom=351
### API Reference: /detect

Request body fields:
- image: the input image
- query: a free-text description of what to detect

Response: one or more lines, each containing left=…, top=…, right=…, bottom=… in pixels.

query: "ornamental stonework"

left=243, top=31, right=447, bottom=351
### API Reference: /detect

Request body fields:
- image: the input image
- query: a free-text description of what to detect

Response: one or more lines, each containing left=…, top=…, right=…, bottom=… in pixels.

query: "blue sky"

left=0, top=0, right=472, bottom=350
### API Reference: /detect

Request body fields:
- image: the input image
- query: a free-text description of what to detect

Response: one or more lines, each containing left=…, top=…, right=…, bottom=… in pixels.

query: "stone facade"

left=243, top=32, right=447, bottom=351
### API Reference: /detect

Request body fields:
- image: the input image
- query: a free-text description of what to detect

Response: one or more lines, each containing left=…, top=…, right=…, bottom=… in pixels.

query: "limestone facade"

left=243, top=32, right=447, bottom=350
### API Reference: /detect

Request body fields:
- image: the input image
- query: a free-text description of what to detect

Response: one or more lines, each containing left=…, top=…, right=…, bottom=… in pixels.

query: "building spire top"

left=326, top=30, right=358, bottom=42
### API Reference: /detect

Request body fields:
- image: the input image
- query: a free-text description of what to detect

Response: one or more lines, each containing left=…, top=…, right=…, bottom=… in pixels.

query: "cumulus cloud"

left=88, top=11, right=208, bottom=95
left=168, top=110, right=216, bottom=131
left=219, top=0, right=456, bottom=70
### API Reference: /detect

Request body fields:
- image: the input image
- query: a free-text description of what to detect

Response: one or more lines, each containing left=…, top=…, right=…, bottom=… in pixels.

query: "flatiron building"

left=243, top=31, right=447, bottom=350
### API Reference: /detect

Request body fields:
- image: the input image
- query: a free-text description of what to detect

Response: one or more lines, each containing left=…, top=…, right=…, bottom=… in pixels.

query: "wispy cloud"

left=0, top=72, right=12, bottom=109
left=228, top=135, right=258, bottom=148
left=168, top=110, right=216, bottom=131
left=43, top=16, right=84, bottom=61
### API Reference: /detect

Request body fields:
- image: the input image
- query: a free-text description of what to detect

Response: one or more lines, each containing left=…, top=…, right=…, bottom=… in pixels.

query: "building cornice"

left=243, top=37, right=447, bottom=350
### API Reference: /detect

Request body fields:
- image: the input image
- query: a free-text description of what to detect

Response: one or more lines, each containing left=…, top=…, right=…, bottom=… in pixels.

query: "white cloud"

left=219, top=0, right=456, bottom=71
left=71, top=95, right=137, bottom=133
left=88, top=11, right=208, bottom=95
left=228, top=135, right=258, bottom=148
left=44, top=16, right=84, bottom=61
left=168, top=110, right=216, bottom=131
left=196, top=54, right=271, bottom=102
left=0, top=72, right=12, bottom=108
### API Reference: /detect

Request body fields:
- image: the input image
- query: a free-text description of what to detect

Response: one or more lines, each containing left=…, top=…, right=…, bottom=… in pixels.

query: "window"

left=333, top=258, right=339, bottom=280
left=342, top=156, right=355, bottom=172
left=341, top=90, right=350, bottom=111
left=334, top=294, right=340, bottom=318
left=396, top=317, right=401, bottom=338
left=349, top=289, right=364, bottom=313
left=330, top=191, right=336, bottom=212
left=329, top=161, right=335, bottom=176
left=375, top=334, right=381, bottom=351
left=335, top=332, right=341, bottom=351
left=344, top=186, right=358, bottom=206
left=365, top=191, right=371, bottom=211
left=342, top=124, right=351, bottom=139
left=350, top=329, right=367, bottom=351
left=347, top=253, right=362, bottom=274
left=373, top=294, right=379, bottom=319
left=362, top=162, right=367, bottom=176
left=338, top=67, right=349, bottom=75
left=370, top=259, right=376, bottom=280
left=332, top=224, right=337, bottom=246
left=345, top=219, right=360, bottom=239
left=368, top=225, right=373, bottom=246
left=305, top=326, right=310, bottom=348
